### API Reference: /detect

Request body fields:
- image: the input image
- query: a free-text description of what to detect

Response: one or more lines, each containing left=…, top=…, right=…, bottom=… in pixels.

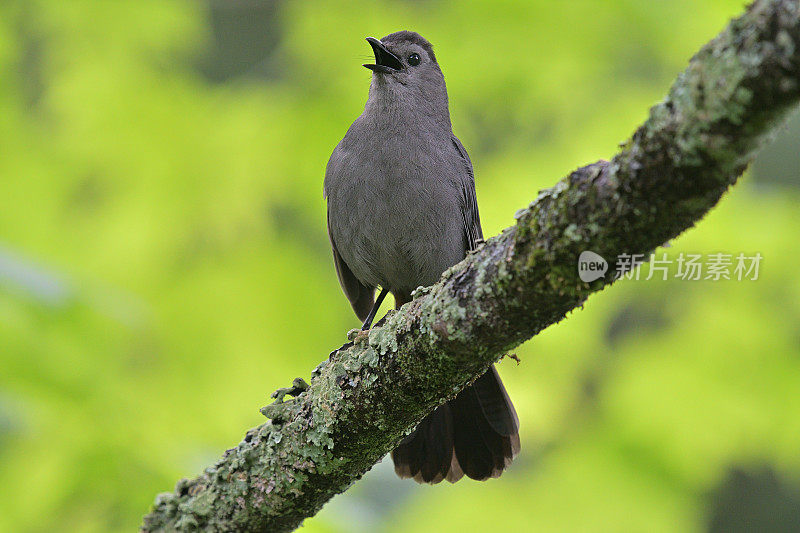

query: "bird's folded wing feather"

left=326, top=204, right=375, bottom=322
left=451, top=135, right=483, bottom=252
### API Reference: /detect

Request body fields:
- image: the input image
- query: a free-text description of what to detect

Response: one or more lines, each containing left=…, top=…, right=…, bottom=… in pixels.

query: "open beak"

left=363, top=37, right=403, bottom=73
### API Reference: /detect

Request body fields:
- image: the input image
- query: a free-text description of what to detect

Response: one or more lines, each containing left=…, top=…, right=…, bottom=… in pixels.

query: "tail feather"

left=417, top=402, right=453, bottom=483
left=391, top=365, right=519, bottom=483
left=392, top=402, right=454, bottom=483
left=471, top=366, right=519, bottom=437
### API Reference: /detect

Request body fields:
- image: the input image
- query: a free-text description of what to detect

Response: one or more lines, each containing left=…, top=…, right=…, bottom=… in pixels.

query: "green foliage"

left=0, top=0, right=798, bottom=531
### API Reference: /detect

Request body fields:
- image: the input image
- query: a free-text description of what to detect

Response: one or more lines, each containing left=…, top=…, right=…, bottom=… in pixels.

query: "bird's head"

left=363, top=31, right=447, bottom=103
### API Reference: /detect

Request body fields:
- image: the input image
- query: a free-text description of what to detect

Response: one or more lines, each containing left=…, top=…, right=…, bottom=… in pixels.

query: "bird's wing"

left=451, top=135, right=484, bottom=252
left=326, top=205, right=375, bottom=321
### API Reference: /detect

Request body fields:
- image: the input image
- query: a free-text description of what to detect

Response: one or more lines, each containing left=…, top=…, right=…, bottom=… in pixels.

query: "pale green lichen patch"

left=359, top=346, right=378, bottom=367
left=368, top=324, right=398, bottom=355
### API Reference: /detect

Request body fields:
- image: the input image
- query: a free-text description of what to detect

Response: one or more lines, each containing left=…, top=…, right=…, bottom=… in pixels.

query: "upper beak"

left=363, top=37, right=403, bottom=73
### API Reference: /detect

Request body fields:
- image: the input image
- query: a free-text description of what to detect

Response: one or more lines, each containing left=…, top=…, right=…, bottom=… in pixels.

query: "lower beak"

left=363, top=37, right=403, bottom=73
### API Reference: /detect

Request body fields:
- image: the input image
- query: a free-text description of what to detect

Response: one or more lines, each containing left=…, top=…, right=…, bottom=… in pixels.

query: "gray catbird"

left=324, top=31, right=519, bottom=483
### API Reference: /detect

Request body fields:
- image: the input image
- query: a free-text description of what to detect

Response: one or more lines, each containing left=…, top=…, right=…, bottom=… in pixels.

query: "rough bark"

left=141, top=1, right=800, bottom=531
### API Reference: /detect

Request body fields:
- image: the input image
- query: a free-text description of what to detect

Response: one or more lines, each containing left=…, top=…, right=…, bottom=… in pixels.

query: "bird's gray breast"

left=326, top=125, right=466, bottom=293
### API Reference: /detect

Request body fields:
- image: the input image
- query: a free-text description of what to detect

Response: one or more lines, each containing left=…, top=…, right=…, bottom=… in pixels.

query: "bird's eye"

left=407, top=53, right=421, bottom=66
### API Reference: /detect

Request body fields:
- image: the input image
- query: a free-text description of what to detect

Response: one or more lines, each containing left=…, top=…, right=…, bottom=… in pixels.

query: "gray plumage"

left=325, top=31, right=480, bottom=312
left=324, top=30, right=519, bottom=483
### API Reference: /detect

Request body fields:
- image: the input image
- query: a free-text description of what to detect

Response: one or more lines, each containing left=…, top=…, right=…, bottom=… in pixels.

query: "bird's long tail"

left=391, top=365, right=520, bottom=483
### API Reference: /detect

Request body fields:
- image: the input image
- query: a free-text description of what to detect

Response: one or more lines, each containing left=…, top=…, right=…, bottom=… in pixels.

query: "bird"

left=324, top=31, right=519, bottom=483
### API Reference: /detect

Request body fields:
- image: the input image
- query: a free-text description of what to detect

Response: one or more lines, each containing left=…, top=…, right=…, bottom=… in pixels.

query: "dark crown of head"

left=381, top=31, right=437, bottom=63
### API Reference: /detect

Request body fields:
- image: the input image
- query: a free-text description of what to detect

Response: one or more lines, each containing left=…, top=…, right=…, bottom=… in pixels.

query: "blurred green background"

left=1, top=1, right=800, bottom=531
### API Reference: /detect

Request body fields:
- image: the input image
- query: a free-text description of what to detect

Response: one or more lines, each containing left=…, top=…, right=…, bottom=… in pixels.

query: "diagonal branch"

left=142, top=1, right=800, bottom=531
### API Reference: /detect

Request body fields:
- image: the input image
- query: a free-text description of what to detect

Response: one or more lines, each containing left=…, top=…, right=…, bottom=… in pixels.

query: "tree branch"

left=141, top=1, right=800, bottom=531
